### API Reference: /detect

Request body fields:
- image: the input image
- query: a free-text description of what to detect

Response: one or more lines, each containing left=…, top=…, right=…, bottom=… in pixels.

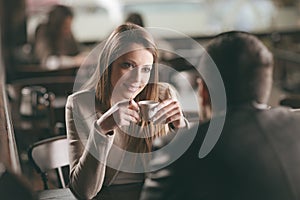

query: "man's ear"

left=197, top=78, right=211, bottom=121
left=197, top=78, right=204, bottom=102
left=197, top=78, right=210, bottom=106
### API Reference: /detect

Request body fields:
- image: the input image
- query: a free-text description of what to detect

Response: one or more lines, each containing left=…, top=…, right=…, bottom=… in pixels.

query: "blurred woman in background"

left=35, top=5, right=86, bottom=69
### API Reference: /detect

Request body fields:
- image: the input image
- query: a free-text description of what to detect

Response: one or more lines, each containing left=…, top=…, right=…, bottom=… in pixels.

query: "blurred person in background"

left=34, top=5, right=86, bottom=70
left=125, top=12, right=145, bottom=27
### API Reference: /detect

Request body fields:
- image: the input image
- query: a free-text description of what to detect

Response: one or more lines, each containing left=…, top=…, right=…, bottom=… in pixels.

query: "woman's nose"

left=130, top=68, right=142, bottom=82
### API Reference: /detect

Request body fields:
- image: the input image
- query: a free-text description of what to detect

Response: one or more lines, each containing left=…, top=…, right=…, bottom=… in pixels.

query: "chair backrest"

left=28, top=135, right=69, bottom=189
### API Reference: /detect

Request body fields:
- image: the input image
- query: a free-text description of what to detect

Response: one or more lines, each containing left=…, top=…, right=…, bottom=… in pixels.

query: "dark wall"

left=1, top=0, right=27, bottom=82
left=0, top=0, right=22, bottom=173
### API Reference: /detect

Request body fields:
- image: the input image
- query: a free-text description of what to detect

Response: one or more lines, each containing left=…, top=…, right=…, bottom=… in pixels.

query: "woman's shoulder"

left=66, top=90, right=97, bottom=118
left=67, top=90, right=95, bottom=103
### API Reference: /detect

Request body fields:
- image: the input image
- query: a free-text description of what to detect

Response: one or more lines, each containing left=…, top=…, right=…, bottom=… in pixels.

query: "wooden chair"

left=28, top=135, right=69, bottom=189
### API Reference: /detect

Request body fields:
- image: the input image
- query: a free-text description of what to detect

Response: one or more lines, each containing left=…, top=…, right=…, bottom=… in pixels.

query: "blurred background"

left=4, top=0, right=300, bottom=102
left=24, top=0, right=296, bottom=42
left=2, top=0, right=300, bottom=193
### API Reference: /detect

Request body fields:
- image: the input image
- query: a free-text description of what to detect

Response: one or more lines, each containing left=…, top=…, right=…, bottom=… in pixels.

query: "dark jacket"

left=140, top=106, right=300, bottom=200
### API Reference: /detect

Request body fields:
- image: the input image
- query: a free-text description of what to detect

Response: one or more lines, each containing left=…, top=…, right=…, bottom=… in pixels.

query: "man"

left=140, top=31, right=300, bottom=200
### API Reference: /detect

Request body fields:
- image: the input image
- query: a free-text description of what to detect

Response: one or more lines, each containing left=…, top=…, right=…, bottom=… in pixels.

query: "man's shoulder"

left=258, top=106, right=300, bottom=125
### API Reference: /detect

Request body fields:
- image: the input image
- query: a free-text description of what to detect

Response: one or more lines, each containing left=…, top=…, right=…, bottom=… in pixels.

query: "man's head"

left=204, top=31, right=273, bottom=106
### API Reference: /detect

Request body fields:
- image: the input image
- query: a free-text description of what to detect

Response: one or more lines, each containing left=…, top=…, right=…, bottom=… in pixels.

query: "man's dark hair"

left=206, top=31, right=273, bottom=105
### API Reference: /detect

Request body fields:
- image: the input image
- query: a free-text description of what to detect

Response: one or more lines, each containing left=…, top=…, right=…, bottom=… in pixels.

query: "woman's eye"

left=121, top=62, right=135, bottom=69
left=141, top=66, right=152, bottom=73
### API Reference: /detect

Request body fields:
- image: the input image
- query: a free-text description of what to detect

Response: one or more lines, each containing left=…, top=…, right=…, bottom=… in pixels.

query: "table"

left=38, top=188, right=77, bottom=200
left=37, top=183, right=144, bottom=200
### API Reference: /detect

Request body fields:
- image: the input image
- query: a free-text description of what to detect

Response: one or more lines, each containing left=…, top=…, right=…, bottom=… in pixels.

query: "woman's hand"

left=151, top=99, right=186, bottom=129
left=96, top=99, right=140, bottom=135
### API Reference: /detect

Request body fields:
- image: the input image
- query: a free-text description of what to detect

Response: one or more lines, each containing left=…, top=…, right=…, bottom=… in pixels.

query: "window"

left=25, top=0, right=284, bottom=43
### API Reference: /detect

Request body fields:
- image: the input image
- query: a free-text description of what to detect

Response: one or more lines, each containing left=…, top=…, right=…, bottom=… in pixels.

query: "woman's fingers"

left=152, top=99, right=182, bottom=124
left=113, top=99, right=141, bottom=126
left=120, top=106, right=140, bottom=123
left=129, top=99, right=140, bottom=112
left=153, top=110, right=182, bottom=125
left=98, top=99, right=141, bottom=132
left=118, top=99, right=139, bottom=112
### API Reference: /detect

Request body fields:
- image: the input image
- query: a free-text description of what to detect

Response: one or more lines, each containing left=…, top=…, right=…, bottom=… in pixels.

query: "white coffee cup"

left=138, top=100, right=159, bottom=122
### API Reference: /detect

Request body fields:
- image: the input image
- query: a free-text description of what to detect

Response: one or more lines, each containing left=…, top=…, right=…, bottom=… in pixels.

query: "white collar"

left=251, top=101, right=271, bottom=110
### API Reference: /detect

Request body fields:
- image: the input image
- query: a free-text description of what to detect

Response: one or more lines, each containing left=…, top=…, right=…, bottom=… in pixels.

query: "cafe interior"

left=1, top=0, right=300, bottom=199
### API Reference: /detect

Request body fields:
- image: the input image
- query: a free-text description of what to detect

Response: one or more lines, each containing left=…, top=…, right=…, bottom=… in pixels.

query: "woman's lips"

left=124, top=83, right=141, bottom=92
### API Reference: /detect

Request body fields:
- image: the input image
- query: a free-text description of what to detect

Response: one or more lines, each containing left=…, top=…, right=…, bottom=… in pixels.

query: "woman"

left=35, top=5, right=86, bottom=69
left=66, top=23, right=188, bottom=199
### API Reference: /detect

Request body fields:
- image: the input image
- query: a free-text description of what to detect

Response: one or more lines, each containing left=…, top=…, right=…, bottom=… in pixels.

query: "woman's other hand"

left=151, top=98, right=186, bottom=129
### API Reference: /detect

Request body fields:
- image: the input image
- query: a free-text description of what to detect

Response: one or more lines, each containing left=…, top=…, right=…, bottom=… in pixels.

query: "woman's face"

left=110, top=43, right=154, bottom=102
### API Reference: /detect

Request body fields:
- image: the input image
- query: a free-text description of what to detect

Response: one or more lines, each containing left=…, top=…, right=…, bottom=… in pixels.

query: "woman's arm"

left=66, top=95, right=141, bottom=199
left=66, top=97, right=114, bottom=199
